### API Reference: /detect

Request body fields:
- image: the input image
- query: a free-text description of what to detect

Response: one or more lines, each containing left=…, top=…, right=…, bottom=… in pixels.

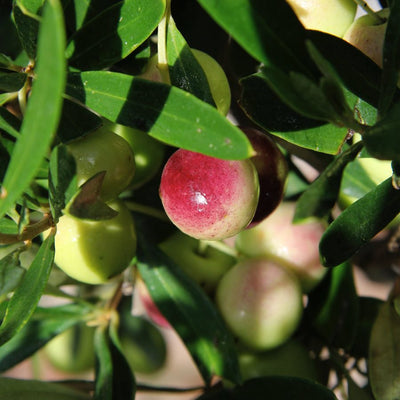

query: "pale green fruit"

left=104, top=121, right=165, bottom=189
left=239, top=339, right=318, bottom=381
left=44, top=323, right=95, bottom=373
left=235, top=202, right=327, bottom=293
left=216, top=258, right=303, bottom=351
left=287, top=0, right=357, bottom=37
left=159, top=231, right=236, bottom=293
left=191, top=48, right=231, bottom=115
left=343, top=8, right=389, bottom=67
left=66, top=126, right=135, bottom=201
left=54, top=200, right=136, bottom=284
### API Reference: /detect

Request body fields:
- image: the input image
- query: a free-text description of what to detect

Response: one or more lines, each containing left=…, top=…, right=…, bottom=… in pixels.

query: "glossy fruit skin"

left=235, top=202, right=327, bottom=293
left=191, top=48, right=231, bottom=115
left=105, top=121, right=166, bottom=189
left=343, top=8, right=389, bottom=67
left=159, top=230, right=236, bottom=292
left=54, top=200, right=136, bottom=284
left=159, top=149, right=259, bottom=240
left=241, top=127, right=288, bottom=227
left=44, top=323, right=95, bottom=373
left=287, top=0, right=357, bottom=37
left=66, top=126, right=135, bottom=201
left=216, top=258, right=303, bottom=351
left=238, top=339, right=318, bottom=381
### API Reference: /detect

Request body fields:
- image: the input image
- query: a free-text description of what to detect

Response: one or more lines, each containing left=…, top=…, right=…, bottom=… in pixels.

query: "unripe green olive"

left=44, top=323, right=95, bottom=373
left=54, top=200, right=136, bottom=284
left=66, top=126, right=135, bottom=201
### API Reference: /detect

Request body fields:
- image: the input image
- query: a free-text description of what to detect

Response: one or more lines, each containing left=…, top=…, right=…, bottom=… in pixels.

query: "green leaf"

left=197, top=0, right=315, bottom=76
left=0, top=303, right=91, bottom=372
left=12, top=0, right=44, bottom=60
left=48, top=144, right=78, bottom=222
left=136, top=224, right=241, bottom=385
left=66, top=0, right=165, bottom=70
left=369, top=300, right=400, bottom=400
left=306, top=262, right=359, bottom=350
left=378, top=1, right=400, bottom=117
left=363, top=101, right=400, bottom=161
left=56, top=98, right=102, bottom=143
left=306, top=30, right=384, bottom=108
left=66, top=71, right=253, bottom=159
left=94, top=322, right=136, bottom=400
left=294, top=142, right=363, bottom=222
left=0, top=0, right=66, bottom=220
left=0, top=71, right=27, bottom=92
left=0, top=107, right=21, bottom=139
left=0, top=233, right=55, bottom=346
left=320, top=177, right=400, bottom=267
left=0, top=377, right=90, bottom=400
left=0, top=250, right=25, bottom=302
left=239, top=73, right=347, bottom=154
left=167, top=16, right=215, bottom=107
left=196, top=376, right=337, bottom=400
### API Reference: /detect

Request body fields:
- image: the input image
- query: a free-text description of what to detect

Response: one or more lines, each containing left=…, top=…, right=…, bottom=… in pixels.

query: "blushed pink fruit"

left=216, top=258, right=303, bottom=350
left=159, top=149, right=259, bottom=240
left=235, top=202, right=327, bottom=293
left=241, top=127, right=288, bottom=227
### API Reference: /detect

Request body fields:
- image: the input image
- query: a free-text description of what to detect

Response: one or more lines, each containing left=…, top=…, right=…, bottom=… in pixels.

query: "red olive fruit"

left=241, top=127, right=288, bottom=227
left=159, top=149, right=259, bottom=240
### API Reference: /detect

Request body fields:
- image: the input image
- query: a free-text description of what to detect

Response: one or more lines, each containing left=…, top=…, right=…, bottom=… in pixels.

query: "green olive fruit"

left=238, top=339, right=318, bottom=381
left=216, top=258, right=303, bottom=351
left=191, top=48, right=231, bottom=115
left=235, top=202, right=327, bottom=293
left=44, top=323, right=95, bottom=373
left=104, top=121, right=166, bottom=189
left=54, top=200, right=136, bottom=284
left=118, top=298, right=167, bottom=374
left=287, top=0, right=357, bottom=37
left=66, top=126, right=135, bottom=201
left=159, top=230, right=236, bottom=293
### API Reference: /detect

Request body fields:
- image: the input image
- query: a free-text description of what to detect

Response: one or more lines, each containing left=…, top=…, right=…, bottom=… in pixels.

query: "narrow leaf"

left=369, top=300, right=400, bottom=400
left=167, top=16, right=215, bottom=106
left=320, top=178, right=400, bottom=267
left=0, top=303, right=91, bottom=372
left=294, top=142, right=363, bottom=222
left=378, top=1, right=400, bottom=117
left=0, top=107, right=21, bottom=139
left=0, top=250, right=25, bottom=301
left=363, top=101, right=400, bottom=161
left=306, top=262, right=359, bottom=350
left=0, top=377, right=90, bottom=400
left=66, top=71, right=253, bottom=159
left=197, top=0, right=315, bottom=76
left=136, top=224, right=241, bottom=385
left=0, top=0, right=66, bottom=220
left=0, top=233, right=55, bottom=345
left=67, top=0, right=165, bottom=70
left=0, top=71, right=27, bottom=92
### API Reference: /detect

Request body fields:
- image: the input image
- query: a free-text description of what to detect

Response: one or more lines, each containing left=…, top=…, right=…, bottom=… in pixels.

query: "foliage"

left=0, top=0, right=399, bottom=399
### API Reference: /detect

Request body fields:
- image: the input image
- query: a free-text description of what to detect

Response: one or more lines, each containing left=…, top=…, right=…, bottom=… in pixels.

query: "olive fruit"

left=54, top=200, right=136, bottom=284
left=235, top=202, right=327, bottom=293
left=66, top=126, right=135, bottom=201
left=105, top=121, right=166, bottom=189
left=241, top=127, right=288, bottom=227
left=159, top=149, right=259, bottom=240
left=216, top=258, right=303, bottom=351
left=44, top=323, right=95, bottom=373
left=159, top=230, right=236, bottom=293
